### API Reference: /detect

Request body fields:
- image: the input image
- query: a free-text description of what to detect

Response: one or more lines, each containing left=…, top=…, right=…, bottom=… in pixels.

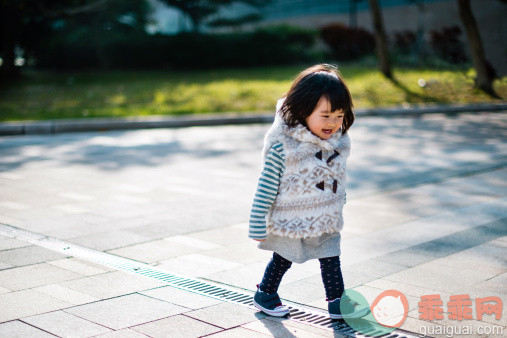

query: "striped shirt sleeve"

left=248, top=142, right=285, bottom=240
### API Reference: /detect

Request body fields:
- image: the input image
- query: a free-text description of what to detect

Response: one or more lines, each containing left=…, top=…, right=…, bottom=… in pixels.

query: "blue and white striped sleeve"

left=248, top=142, right=285, bottom=240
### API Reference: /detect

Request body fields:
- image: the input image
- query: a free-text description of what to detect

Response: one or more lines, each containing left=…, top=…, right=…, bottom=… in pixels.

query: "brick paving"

left=0, top=111, right=506, bottom=337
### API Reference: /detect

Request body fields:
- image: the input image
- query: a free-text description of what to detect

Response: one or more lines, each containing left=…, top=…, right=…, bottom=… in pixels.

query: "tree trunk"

left=92, top=16, right=110, bottom=69
left=412, top=0, right=425, bottom=64
left=349, top=0, right=357, bottom=28
left=457, top=0, right=499, bottom=98
left=188, top=13, right=201, bottom=33
left=367, top=0, right=392, bottom=79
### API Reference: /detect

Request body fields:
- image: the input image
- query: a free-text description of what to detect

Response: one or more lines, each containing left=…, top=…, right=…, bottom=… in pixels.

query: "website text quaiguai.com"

left=418, top=323, right=504, bottom=337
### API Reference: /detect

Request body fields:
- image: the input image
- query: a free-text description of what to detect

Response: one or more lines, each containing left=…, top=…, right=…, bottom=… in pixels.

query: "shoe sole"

left=253, top=300, right=290, bottom=317
left=330, top=307, right=370, bottom=320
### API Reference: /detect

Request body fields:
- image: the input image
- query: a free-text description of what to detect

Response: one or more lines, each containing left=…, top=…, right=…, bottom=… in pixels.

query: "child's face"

left=305, top=97, right=344, bottom=140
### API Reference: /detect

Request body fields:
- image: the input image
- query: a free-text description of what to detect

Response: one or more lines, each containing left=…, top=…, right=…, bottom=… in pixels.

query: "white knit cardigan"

left=261, top=100, right=351, bottom=239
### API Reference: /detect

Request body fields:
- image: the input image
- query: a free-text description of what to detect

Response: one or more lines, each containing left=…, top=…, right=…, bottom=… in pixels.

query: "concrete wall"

left=260, top=0, right=507, bottom=76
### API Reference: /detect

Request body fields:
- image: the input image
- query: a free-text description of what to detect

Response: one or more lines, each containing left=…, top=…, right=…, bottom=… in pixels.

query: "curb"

left=1, top=102, right=506, bottom=136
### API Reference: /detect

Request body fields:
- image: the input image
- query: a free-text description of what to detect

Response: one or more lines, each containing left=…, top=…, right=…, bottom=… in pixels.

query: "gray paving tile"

left=406, top=218, right=507, bottom=259
left=364, top=278, right=454, bottom=300
left=206, top=262, right=268, bottom=291
left=383, top=260, right=503, bottom=293
left=132, top=314, right=222, bottom=337
left=95, top=328, right=149, bottom=337
left=64, top=293, right=188, bottom=330
left=46, top=258, right=109, bottom=276
left=0, top=262, right=13, bottom=270
left=297, top=273, right=325, bottom=286
left=0, top=246, right=69, bottom=267
left=0, top=236, right=30, bottom=251
left=0, top=201, right=31, bottom=211
left=23, top=310, right=113, bottom=337
left=306, top=297, right=328, bottom=310
left=344, top=259, right=407, bottom=278
left=86, top=201, right=169, bottom=220
left=188, top=224, right=250, bottom=246
left=69, top=230, right=152, bottom=251
left=0, top=320, right=55, bottom=337
left=0, top=263, right=84, bottom=291
left=373, top=217, right=506, bottom=271
left=0, top=214, right=26, bottom=228
left=58, top=271, right=165, bottom=299
left=473, top=272, right=507, bottom=295
left=343, top=199, right=507, bottom=267
left=244, top=317, right=336, bottom=337
left=343, top=199, right=419, bottom=234
left=278, top=281, right=327, bottom=304
left=41, top=217, right=113, bottom=239
left=202, top=240, right=273, bottom=265
left=126, top=219, right=189, bottom=238
left=342, top=271, right=379, bottom=289
left=2, top=207, right=69, bottom=223
left=374, top=248, right=433, bottom=268
left=107, top=239, right=198, bottom=263
left=279, top=259, right=323, bottom=285
left=156, top=253, right=242, bottom=278
left=0, top=289, right=73, bottom=322
left=204, top=326, right=269, bottom=337
left=33, top=284, right=99, bottom=305
left=65, top=257, right=117, bottom=273
left=185, top=302, right=267, bottom=329
left=163, top=234, right=223, bottom=250
left=140, top=286, right=222, bottom=309
left=432, top=238, right=507, bottom=271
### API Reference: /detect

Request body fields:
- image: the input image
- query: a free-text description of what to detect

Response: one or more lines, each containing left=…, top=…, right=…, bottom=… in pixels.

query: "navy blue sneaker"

left=328, top=297, right=369, bottom=319
left=253, top=285, right=290, bottom=317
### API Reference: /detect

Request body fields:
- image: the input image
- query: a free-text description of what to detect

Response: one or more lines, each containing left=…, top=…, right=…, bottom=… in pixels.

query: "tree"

left=457, top=0, right=500, bottom=98
left=159, top=0, right=270, bottom=33
left=57, top=0, right=149, bottom=69
left=207, top=13, right=262, bottom=31
left=367, top=0, right=392, bottom=79
left=0, top=0, right=148, bottom=76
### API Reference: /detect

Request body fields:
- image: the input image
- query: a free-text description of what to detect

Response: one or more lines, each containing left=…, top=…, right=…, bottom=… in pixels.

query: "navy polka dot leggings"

left=259, top=252, right=344, bottom=300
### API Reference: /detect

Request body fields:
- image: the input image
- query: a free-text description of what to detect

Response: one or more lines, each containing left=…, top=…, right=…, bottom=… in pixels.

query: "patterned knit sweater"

left=249, top=107, right=351, bottom=240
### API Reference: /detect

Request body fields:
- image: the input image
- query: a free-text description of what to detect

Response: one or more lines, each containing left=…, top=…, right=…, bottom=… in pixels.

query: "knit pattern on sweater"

left=261, top=108, right=351, bottom=239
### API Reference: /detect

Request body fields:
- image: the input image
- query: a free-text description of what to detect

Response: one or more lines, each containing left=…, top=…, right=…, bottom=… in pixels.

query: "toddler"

left=249, top=64, right=366, bottom=319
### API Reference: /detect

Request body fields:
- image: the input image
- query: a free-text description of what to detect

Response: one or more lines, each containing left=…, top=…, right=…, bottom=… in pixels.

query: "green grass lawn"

left=1, top=65, right=505, bottom=122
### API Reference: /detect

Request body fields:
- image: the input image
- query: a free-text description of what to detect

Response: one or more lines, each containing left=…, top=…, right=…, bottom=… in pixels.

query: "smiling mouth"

left=322, top=129, right=333, bottom=134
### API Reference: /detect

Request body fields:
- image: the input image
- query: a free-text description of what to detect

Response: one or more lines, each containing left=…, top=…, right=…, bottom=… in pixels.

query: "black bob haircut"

left=280, top=64, right=355, bottom=135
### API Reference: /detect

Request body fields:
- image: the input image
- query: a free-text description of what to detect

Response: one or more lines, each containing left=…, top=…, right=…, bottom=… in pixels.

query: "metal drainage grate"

left=0, top=223, right=420, bottom=337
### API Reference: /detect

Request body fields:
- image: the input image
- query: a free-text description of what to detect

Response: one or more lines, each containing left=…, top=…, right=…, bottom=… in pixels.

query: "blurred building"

left=149, top=0, right=506, bottom=75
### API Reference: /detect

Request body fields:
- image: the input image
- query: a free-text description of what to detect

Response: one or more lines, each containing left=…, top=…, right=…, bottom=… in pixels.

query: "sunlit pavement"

left=0, top=111, right=506, bottom=337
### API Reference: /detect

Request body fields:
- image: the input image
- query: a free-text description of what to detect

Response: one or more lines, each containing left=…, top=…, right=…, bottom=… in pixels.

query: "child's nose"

left=328, top=117, right=339, bottom=126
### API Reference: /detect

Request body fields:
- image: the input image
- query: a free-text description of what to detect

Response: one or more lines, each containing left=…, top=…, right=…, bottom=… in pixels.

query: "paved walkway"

left=0, top=111, right=506, bottom=337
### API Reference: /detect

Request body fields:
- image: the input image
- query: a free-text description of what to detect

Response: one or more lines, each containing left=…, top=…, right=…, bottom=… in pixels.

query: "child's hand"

left=254, top=238, right=266, bottom=242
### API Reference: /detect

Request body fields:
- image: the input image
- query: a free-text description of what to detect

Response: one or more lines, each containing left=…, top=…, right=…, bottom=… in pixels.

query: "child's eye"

left=322, top=115, right=329, bottom=118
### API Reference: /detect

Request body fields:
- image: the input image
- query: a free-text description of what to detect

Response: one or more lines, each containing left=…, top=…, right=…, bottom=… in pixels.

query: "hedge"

left=35, top=25, right=318, bottom=70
